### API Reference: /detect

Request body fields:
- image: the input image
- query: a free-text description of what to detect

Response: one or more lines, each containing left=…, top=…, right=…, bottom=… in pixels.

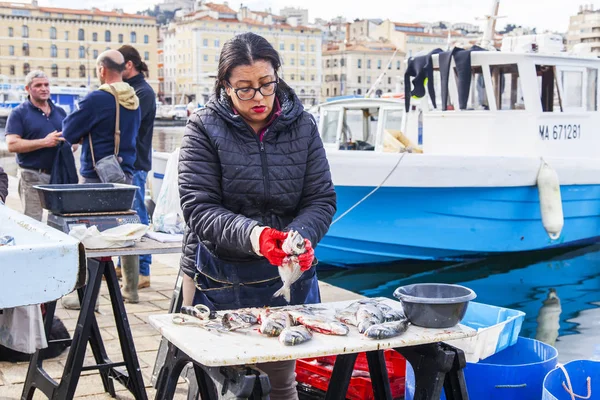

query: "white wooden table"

left=84, top=236, right=182, bottom=258
left=149, top=298, right=477, bottom=400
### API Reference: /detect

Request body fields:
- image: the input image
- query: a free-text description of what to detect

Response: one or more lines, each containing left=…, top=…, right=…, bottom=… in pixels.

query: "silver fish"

left=288, top=310, right=349, bottom=336
left=259, top=310, right=288, bottom=337
left=273, top=231, right=306, bottom=303
left=356, top=304, right=385, bottom=334
left=364, top=319, right=409, bottom=340
left=279, top=314, right=313, bottom=346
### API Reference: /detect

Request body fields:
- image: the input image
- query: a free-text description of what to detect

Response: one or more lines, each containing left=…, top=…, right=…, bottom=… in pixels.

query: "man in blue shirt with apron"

left=5, top=71, right=67, bottom=221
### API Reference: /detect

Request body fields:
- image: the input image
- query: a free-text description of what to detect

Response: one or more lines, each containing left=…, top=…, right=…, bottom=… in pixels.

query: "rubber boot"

left=61, top=291, right=100, bottom=311
left=121, top=255, right=139, bottom=303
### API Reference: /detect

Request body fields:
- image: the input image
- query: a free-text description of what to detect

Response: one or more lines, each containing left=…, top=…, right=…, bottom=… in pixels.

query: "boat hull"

left=316, top=185, right=600, bottom=265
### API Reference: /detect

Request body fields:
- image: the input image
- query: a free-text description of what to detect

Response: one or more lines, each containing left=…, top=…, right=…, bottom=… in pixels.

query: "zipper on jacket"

left=258, top=131, right=271, bottom=218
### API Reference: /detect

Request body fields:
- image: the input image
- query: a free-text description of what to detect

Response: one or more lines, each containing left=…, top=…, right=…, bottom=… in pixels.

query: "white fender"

left=537, top=160, right=564, bottom=240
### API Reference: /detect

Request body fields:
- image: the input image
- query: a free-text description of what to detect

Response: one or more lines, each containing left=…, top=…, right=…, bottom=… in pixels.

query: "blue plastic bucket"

left=542, top=360, right=600, bottom=400
left=405, top=337, right=558, bottom=400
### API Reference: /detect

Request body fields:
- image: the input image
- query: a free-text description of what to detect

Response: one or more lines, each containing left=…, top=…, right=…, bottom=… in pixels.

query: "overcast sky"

left=37, top=0, right=586, bottom=33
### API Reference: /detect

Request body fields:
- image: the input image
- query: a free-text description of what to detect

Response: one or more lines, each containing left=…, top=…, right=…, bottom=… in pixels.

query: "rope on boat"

left=331, top=151, right=408, bottom=226
left=558, top=363, right=592, bottom=400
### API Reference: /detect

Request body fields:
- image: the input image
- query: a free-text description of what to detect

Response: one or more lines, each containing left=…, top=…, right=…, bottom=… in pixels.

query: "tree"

left=439, top=22, right=447, bottom=30
left=500, top=23, right=517, bottom=34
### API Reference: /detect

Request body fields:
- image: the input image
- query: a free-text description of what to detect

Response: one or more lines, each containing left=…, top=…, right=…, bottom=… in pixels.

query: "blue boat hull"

left=316, top=185, right=600, bottom=265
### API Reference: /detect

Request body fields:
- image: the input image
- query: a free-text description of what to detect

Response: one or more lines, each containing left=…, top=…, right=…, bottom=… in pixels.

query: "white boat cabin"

left=318, top=51, right=600, bottom=159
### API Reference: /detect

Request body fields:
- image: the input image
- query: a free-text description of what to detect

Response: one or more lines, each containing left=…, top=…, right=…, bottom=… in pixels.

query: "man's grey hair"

left=25, top=70, right=48, bottom=87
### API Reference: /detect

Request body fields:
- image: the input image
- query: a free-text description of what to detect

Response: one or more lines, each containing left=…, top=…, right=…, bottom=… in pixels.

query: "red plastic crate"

left=295, top=352, right=406, bottom=400
left=314, top=349, right=406, bottom=378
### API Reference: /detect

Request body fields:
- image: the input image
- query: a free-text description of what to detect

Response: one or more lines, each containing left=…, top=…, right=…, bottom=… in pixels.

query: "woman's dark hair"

left=215, top=32, right=281, bottom=97
left=118, top=45, right=149, bottom=76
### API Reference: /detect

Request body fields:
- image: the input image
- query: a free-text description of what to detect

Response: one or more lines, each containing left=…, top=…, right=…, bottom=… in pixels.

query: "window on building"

left=377, top=60, right=382, bottom=69
left=66, top=67, right=70, bottom=77
left=301, top=73, right=305, bottom=81
left=79, top=46, right=85, bottom=58
left=8, top=27, right=13, bottom=37
left=22, top=25, right=28, bottom=38
left=358, top=59, right=362, bottom=69
left=23, top=63, right=30, bottom=75
left=367, top=59, right=371, bottom=69
left=215, top=54, right=219, bottom=62
left=291, top=58, right=295, bottom=66
left=340, top=58, right=345, bottom=67
left=93, top=49, right=98, bottom=58
left=311, top=59, right=315, bottom=67
left=93, top=67, right=97, bottom=78
left=326, top=88, right=330, bottom=97
left=203, top=54, right=208, bottom=62
left=202, top=39, right=208, bottom=47
left=311, top=74, right=315, bottom=81
left=144, top=34, right=149, bottom=44
left=79, top=65, right=86, bottom=77
left=367, top=76, right=371, bottom=84
left=50, top=45, right=57, bottom=58
left=490, top=64, right=524, bottom=110
left=396, top=60, right=401, bottom=70
left=105, top=30, right=111, bottom=42
left=280, top=43, right=284, bottom=51
left=334, top=88, right=337, bottom=95
left=92, top=32, right=98, bottom=42
left=9, top=65, right=15, bottom=75
left=311, top=44, right=315, bottom=52
left=214, top=39, right=219, bottom=47
left=22, top=43, right=29, bottom=56
left=50, top=27, right=56, bottom=39
left=118, top=34, right=123, bottom=43
left=291, top=74, right=295, bottom=80
left=51, top=64, right=58, bottom=78
left=300, top=43, right=305, bottom=51
left=358, top=76, right=361, bottom=83
left=333, top=59, right=338, bottom=67
left=388, top=77, right=392, bottom=84
left=291, top=43, right=295, bottom=51
left=65, top=48, right=70, bottom=58
left=326, top=59, right=330, bottom=68
left=8, top=45, right=14, bottom=56
left=144, top=51, right=149, bottom=61
left=131, top=31, right=137, bottom=43
left=64, top=31, right=69, bottom=40
left=78, top=28, right=84, bottom=41
left=357, top=88, right=362, bottom=95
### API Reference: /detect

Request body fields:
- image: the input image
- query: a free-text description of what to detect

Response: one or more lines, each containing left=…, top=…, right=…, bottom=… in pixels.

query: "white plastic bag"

left=153, top=148, right=185, bottom=234
left=0, top=305, right=47, bottom=354
left=69, top=223, right=149, bottom=249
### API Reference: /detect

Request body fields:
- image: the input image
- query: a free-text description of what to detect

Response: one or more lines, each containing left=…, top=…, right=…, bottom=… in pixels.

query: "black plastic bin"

left=33, top=183, right=137, bottom=214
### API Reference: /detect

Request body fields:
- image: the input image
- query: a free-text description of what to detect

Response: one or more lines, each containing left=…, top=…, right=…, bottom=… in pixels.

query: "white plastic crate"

left=445, top=301, right=525, bottom=363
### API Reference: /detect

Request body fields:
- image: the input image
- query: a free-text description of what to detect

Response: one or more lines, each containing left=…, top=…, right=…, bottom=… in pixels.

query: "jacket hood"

left=99, top=82, right=139, bottom=110
left=205, top=80, right=305, bottom=133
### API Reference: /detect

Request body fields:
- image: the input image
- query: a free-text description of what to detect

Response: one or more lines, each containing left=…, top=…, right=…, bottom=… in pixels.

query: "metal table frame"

left=20, top=239, right=181, bottom=400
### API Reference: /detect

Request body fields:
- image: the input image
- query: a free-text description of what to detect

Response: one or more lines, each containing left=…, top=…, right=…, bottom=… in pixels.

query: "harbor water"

left=2, top=124, right=599, bottom=362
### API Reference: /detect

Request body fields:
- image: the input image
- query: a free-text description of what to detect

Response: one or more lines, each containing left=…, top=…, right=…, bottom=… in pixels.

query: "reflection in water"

left=535, top=288, right=562, bottom=346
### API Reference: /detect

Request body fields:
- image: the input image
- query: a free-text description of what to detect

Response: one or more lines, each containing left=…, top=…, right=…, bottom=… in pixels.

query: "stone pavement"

left=0, top=176, right=362, bottom=399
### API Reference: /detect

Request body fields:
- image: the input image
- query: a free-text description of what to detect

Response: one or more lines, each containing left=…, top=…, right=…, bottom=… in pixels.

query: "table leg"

left=20, top=301, right=60, bottom=400
left=441, top=343, right=469, bottom=400
left=53, top=258, right=106, bottom=399
left=324, top=353, right=358, bottom=400
left=395, top=343, right=469, bottom=400
left=366, top=350, right=392, bottom=400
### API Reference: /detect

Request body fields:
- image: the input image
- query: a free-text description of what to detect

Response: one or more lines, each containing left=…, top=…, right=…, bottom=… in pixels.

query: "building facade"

left=567, top=5, right=600, bottom=53
left=279, top=7, right=309, bottom=27
left=160, top=2, right=322, bottom=106
left=321, top=42, right=404, bottom=99
left=371, top=20, right=452, bottom=57
left=0, top=2, right=158, bottom=89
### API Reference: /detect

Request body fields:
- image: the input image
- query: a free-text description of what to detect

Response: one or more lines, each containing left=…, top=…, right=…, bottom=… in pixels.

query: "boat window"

left=536, top=65, right=562, bottom=112
left=490, top=64, right=524, bottom=110
left=561, top=70, right=583, bottom=109
left=320, top=110, right=339, bottom=144
left=587, top=68, right=597, bottom=111
left=381, top=110, right=405, bottom=152
left=339, top=108, right=377, bottom=151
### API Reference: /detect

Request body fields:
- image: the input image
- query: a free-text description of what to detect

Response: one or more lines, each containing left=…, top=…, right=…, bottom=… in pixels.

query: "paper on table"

left=145, top=230, right=184, bottom=243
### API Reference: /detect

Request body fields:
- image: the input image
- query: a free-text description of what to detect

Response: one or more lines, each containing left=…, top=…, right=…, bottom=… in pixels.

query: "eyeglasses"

left=226, top=81, right=278, bottom=101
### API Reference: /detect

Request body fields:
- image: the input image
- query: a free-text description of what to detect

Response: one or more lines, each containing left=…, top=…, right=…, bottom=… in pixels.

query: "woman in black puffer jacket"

left=178, top=32, right=336, bottom=399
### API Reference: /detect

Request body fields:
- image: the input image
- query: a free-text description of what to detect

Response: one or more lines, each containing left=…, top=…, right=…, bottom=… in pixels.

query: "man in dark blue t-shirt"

left=5, top=71, right=67, bottom=221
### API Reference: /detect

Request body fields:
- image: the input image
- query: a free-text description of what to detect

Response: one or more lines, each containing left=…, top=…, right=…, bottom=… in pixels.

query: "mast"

left=480, top=0, right=501, bottom=50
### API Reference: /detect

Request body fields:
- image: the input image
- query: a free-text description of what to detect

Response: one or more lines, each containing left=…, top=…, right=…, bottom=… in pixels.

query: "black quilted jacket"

left=178, top=82, right=337, bottom=277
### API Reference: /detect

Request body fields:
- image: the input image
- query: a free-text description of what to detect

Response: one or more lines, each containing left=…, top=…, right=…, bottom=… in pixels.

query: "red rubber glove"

left=298, top=239, right=314, bottom=271
left=258, top=228, right=288, bottom=266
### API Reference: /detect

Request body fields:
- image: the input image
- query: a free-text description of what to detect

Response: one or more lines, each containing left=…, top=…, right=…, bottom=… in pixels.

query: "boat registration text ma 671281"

left=539, top=124, right=582, bottom=141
